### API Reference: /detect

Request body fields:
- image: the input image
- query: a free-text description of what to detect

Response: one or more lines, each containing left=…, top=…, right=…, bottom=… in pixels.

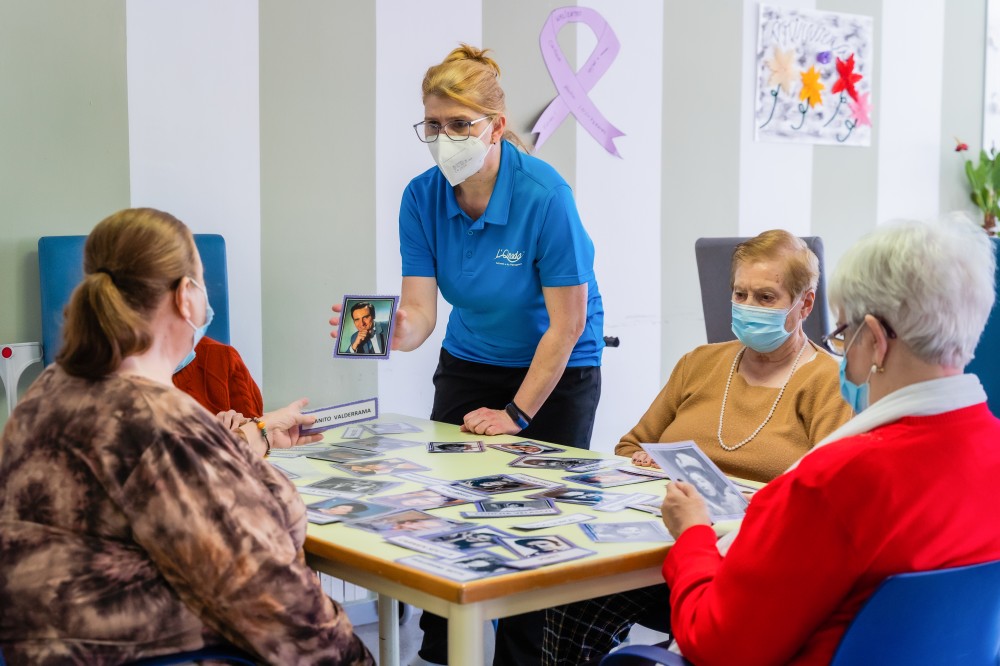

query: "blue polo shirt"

left=399, top=140, right=604, bottom=368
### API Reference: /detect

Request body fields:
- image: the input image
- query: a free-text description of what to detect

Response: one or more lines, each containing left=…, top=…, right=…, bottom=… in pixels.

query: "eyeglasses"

left=413, top=116, right=492, bottom=143
left=822, top=316, right=897, bottom=356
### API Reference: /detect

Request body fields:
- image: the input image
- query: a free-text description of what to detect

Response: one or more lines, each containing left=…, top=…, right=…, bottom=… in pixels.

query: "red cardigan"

left=172, top=337, right=263, bottom=418
left=664, top=403, right=1000, bottom=665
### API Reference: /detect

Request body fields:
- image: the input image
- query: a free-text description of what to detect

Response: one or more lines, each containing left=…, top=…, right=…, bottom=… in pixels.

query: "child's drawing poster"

left=755, top=5, right=873, bottom=146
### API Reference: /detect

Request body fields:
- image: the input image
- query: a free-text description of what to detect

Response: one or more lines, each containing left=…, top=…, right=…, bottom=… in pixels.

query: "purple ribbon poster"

left=532, top=6, right=625, bottom=157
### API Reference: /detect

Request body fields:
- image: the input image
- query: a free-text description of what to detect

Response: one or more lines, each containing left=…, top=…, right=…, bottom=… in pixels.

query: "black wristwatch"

left=504, top=402, right=532, bottom=430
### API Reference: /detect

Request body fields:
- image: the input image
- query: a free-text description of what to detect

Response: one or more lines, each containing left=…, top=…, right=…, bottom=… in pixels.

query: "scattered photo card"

left=619, top=465, right=673, bottom=480
left=640, top=442, right=749, bottom=521
left=527, top=487, right=623, bottom=508
left=332, top=457, right=431, bottom=477
left=501, top=534, right=579, bottom=558
left=365, top=421, right=422, bottom=435
left=627, top=496, right=663, bottom=517
left=305, top=497, right=396, bottom=525
left=269, top=464, right=300, bottom=480
left=488, top=441, right=566, bottom=456
left=347, top=509, right=468, bottom=535
left=301, top=476, right=402, bottom=499
left=340, top=425, right=367, bottom=439
left=336, top=436, right=423, bottom=454
left=305, top=447, right=383, bottom=464
left=398, top=552, right=517, bottom=581
left=461, top=498, right=559, bottom=518
left=334, top=295, right=399, bottom=360
left=562, top=469, right=655, bottom=488
left=511, top=513, right=597, bottom=531
left=377, top=488, right=471, bottom=510
left=580, top=521, right=674, bottom=543
left=421, top=525, right=514, bottom=553
left=453, top=474, right=546, bottom=495
left=508, top=456, right=599, bottom=471
left=427, top=441, right=485, bottom=453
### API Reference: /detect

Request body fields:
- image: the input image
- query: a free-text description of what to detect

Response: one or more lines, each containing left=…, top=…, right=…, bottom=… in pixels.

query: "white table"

left=296, top=414, right=725, bottom=665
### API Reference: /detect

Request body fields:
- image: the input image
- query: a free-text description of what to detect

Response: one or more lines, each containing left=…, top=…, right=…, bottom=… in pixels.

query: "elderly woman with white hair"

left=656, top=216, right=1000, bottom=665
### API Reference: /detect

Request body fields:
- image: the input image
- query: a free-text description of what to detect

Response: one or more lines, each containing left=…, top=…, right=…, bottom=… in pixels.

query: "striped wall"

left=0, top=0, right=989, bottom=443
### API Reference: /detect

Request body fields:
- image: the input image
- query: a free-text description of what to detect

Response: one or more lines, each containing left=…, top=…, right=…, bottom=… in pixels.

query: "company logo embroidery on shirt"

left=495, top=248, right=524, bottom=267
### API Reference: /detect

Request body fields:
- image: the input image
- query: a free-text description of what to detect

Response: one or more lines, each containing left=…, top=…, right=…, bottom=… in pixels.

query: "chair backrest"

left=694, top=236, right=829, bottom=346
left=831, top=558, right=1000, bottom=665
left=38, top=234, right=231, bottom=366
left=965, top=238, right=1000, bottom=409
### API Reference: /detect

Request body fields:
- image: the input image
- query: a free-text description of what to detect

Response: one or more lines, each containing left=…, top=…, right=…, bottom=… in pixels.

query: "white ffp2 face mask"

left=427, top=121, right=494, bottom=187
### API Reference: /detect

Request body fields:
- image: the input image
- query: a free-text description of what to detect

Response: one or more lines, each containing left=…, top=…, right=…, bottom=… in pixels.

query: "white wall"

left=574, top=0, right=664, bottom=452
left=126, top=0, right=263, bottom=382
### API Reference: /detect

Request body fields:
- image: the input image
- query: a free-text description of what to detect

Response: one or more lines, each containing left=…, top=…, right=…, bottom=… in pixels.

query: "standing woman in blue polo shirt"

left=331, top=44, right=604, bottom=665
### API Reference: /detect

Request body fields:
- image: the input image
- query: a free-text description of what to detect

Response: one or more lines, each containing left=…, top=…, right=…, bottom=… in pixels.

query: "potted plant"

left=956, top=140, right=1000, bottom=234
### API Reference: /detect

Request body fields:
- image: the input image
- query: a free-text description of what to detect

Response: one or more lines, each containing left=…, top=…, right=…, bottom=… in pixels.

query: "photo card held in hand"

left=640, top=441, right=749, bottom=521
left=334, top=295, right=399, bottom=360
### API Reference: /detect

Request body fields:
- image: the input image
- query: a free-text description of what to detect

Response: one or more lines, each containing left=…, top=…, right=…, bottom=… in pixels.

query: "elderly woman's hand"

left=261, top=398, right=323, bottom=449
left=661, top=481, right=712, bottom=539
left=216, top=410, right=245, bottom=432
left=631, top=451, right=661, bottom=469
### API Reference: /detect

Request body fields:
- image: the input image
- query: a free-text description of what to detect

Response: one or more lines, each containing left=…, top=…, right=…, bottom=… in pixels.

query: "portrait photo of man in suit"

left=346, top=301, right=389, bottom=355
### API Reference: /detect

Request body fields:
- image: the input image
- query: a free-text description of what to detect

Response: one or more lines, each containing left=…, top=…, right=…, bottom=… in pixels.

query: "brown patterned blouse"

left=0, top=365, right=373, bottom=665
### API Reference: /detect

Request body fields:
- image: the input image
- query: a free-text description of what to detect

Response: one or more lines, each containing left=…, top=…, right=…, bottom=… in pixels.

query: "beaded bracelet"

left=251, top=417, right=271, bottom=458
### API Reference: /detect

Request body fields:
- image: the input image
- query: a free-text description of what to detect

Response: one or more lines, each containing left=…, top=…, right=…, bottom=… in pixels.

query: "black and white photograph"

left=580, top=521, right=674, bottom=543
left=332, top=457, right=431, bottom=477
left=398, top=552, right=517, bottom=581
left=335, top=436, right=422, bottom=454
left=528, top=487, right=621, bottom=507
left=507, top=455, right=597, bottom=471
left=427, top=440, right=486, bottom=453
left=305, top=447, right=382, bottom=465
left=304, top=497, right=396, bottom=525
left=365, top=421, right=422, bottom=435
left=376, top=488, right=471, bottom=510
left=561, top=469, right=654, bottom=488
left=460, top=498, right=560, bottom=518
left=334, top=295, right=398, bottom=359
left=422, top=525, right=513, bottom=552
left=488, top=441, right=566, bottom=456
left=500, top=534, right=577, bottom=557
left=301, top=476, right=402, bottom=498
left=347, top=509, right=468, bottom=535
left=641, top=442, right=749, bottom=520
left=453, top=474, right=545, bottom=494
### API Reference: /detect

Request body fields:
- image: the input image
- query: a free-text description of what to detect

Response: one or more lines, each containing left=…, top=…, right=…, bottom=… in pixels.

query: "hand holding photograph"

left=334, top=295, right=399, bottom=360
left=640, top=441, right=749, bottom=520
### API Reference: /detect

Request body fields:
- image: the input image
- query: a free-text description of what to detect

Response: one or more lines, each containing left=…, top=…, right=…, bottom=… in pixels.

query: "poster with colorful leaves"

left=754, top=5, right=874, bottom=146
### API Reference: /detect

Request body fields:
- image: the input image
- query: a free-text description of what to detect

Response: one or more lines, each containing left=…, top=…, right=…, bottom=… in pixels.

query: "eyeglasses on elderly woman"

left=822, top=315, right=897, bottom=356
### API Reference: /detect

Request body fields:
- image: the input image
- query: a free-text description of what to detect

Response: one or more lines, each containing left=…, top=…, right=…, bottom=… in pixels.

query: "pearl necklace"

left=717, top=339, right=810, bottom=452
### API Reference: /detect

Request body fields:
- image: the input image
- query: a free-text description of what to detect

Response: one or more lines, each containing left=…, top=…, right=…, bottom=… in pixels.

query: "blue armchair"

left=38, top=234, right=231, bottom=366
left=600, top=558, right=1000, bottom=666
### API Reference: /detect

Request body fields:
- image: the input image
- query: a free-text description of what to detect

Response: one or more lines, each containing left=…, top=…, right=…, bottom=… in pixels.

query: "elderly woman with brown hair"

left=0, top=208, right=373, bottom=665
left=543, top=229, right=853, bottom=666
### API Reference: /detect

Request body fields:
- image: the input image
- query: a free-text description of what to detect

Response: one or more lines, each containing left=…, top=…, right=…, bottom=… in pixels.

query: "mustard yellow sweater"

left=616, top=340, right=853, bottom=483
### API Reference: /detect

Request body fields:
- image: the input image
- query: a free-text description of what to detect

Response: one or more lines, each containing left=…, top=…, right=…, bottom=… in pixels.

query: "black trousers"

left=419, top=348, right=602, bottom=666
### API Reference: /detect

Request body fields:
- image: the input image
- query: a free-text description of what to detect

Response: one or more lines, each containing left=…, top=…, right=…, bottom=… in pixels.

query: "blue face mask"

left=174, top=278, right=214, bottom=374
left=731, top=300, right=797, bottom=353
left=838, top=326, right=872, bottom=413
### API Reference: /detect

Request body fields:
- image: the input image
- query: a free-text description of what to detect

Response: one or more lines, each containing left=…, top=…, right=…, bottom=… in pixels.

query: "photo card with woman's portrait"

left=332, top=457, right=431, bottom=477
left=334, top=295, right=399, bottom=360
left=420, top=525, right=515, bottom=553
left=301, top=476, right=402, bottom=499
left=507, top=455, right=597, bottom=471
left=640, top=441, right=749, bottom=521
left=562, top=468, right=655, bottom=488
left=346, top=509, right=468, bottom=535
left=460, top=498, right=560, bottom=519
left=580, top=521, right=674, bottom=543
left=427, top=440, right=486, bottom=453
left=376, top=488, right=471, bottom=510
left=488, top=441, right=566, bottom=456
left=452, top=474, right=546, bottom=494
left=304, top=497, right=396, bottom=525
